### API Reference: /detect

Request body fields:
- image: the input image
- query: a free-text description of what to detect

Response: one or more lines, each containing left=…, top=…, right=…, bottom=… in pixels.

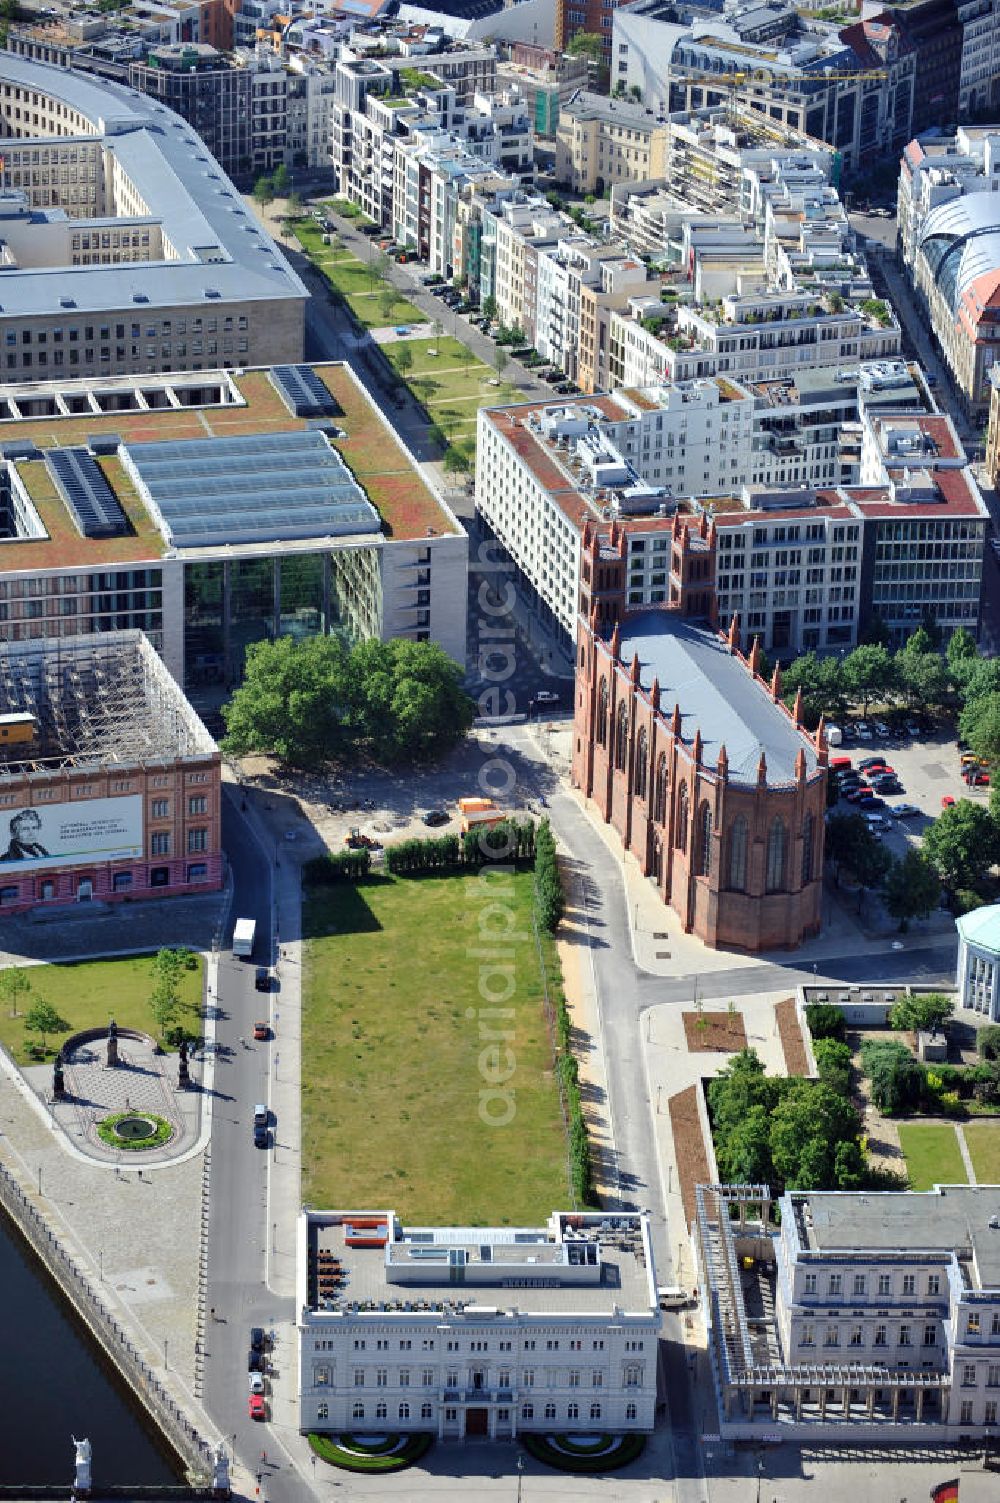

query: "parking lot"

left=828, top=724, right=989, bottom=860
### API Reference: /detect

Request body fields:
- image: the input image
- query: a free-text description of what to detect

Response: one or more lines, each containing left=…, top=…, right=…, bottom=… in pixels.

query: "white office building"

left=297, top=1209, right=660, bottom=1441
left=957, top=904, right=1000, bottom=1021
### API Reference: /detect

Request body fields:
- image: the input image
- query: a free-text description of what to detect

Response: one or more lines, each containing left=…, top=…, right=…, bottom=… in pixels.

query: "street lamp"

left=755, top=1456, right=765, bottom=1503
left=516, top=1453, right=524, bottom=1503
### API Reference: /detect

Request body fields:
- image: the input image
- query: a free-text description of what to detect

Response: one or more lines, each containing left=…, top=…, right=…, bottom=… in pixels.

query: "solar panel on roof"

left=46, top=448, right=130, bottom=540
left=269, top=364, right=339, bottom=419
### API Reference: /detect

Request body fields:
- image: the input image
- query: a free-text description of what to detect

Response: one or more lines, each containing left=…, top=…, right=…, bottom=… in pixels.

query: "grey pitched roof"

left=0, top=54, right=307, bottom=316
left=615, top=611, right=818, bottom=785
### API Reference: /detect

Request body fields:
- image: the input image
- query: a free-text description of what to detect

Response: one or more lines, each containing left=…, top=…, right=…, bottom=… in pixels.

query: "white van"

left=825, top=724, right=843, bottom=746
left=656, top=1285, right=688, bottom=1310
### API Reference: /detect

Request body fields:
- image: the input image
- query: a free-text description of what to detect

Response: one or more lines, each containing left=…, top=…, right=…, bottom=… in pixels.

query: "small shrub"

left=978, top=1024, right=1000, bottom=1062
left=805, top=1002, right=846, bottom=1041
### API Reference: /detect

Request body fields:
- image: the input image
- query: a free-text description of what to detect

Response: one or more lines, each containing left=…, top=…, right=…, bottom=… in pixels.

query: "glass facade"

left=182, top=547, right=382, bottom=698
left=0, top=567, right=162, bottom=647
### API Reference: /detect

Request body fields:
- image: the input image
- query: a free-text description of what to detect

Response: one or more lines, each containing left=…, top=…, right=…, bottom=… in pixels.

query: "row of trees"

left=222, top=635, right=475, bottom=770
left=708, top=1047, right=864, bottom=1193
left=252, top=165, right=295, bottom=209
left=825, top=815, right=942, bottom=929
left=786, top=625, right=981, bottom=725
left=534, top=819, right=564, bottom=933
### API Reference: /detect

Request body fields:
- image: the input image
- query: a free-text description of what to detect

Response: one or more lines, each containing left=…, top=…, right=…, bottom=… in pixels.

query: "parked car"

left=846, top=786, right=874, bottom=803
left=855, top=721, right=873, bottom=739
left=942, top=795, right=956, bottom=808
left=966, top=769, right=991, bottom=786
left=534, top=689, right=560, bottom=705
left=422, top=809, right=449, bottom=827
left=249, top=1373, right=265, bottom=1395
left=253, top=1020, right=270, bottom=1041
left=873, top=722, right=892, bottom=738
left=905, top=720, right=922, bottom=737
left=859, top=756, right=888, bottom=772
left=872, top=778, right=904, bottom=795
left=253, top=1123, right=268, bottom=1149
left=543, top=370, right=562, bottom=383
left=893, top=803, right=923, bottom=818
left=255, top=966, right=270, bottom=993
left=248, top=1394, right=266, bottom=1421
left=248, top=1348, right=264, bottom=1373
left=858, top=796, right=886, bottom=811
left=554, top=382, right=573, bottom=394
left=840, top=724, right=857, bottom=741
left=250, top=1326, right=266, bottom=1351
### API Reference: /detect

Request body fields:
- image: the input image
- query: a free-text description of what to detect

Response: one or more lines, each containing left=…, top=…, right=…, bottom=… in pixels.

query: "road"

left=496, top=722, right=955, bottom=1501
left=202, top=791, right=295, bottom=1494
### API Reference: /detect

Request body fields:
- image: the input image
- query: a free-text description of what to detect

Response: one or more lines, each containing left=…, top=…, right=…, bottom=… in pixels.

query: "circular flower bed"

left=522, top=1433, right=647, bottom=1473
left=96, top=1112, right=173, bottom=1151
left=307, top=1433, right=433, bottom=1473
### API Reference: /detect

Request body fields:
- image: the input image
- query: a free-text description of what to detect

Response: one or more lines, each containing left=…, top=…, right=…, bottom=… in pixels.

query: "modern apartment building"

left=611, top=0, right=917, bottom=177
left=698, top=1182, right=1000, bottom=1440
left=475, top=388, right=986, bottom=653
left=0, top=364, right=468, bottom=709
left=0, top=55, right=306, bottom=380
left=297, top=1209, right=660, bottom=1441
left=899, top=126, right=1000, bottom=419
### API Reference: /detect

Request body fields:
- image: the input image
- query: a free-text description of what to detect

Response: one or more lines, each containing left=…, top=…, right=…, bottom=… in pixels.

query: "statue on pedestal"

left=71, top=1436, right=92, bottom=1497
left=53, top=1051, right=65, bottom=1098
left=178, top=1038, right=190, bottom=1089
left=106, top=1018, right=119, bottom=1068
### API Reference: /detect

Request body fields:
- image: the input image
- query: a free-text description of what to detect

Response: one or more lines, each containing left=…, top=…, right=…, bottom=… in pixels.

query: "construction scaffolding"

left=0, top=630, right=216, bottom=776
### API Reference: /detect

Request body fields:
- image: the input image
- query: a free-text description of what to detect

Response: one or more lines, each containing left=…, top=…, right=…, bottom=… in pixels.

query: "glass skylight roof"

left=122, top=430, right=381, bottom=549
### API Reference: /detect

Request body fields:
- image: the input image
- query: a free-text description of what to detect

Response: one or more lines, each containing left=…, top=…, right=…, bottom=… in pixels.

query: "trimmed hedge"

left=533, top=818, right=564, bottom=933
left=385, top=818, right=536, bottom=874
left=307, top=1433, right=433, bottom=1473
left=522, top=1434, right=647, bottom=1474
left=304, top=849, right=372, bottom=884
left=96, top=1112, right=174, bottom=1151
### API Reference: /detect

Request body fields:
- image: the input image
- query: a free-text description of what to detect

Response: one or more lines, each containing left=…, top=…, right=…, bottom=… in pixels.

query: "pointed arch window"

left=766, top=819, right=787, bottom=893
left=597, top=678, right=608, bottom=746
left=676, top=783, right=689, bottom=849
left=727, top=816, right=748, bottom=891
left=654, top=753, right=668, bottom=822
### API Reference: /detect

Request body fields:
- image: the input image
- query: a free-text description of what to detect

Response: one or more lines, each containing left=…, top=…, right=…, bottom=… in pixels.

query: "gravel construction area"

left=669, top=1084, right=712, bottom=1228
left=775, top=996, right=810, bottom=1076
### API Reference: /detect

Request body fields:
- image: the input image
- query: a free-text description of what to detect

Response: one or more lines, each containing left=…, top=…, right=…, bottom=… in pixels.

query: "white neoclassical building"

left=297, top=1209, right=660, bottom=1442
left=956, top=904, right=1000, bottom=1020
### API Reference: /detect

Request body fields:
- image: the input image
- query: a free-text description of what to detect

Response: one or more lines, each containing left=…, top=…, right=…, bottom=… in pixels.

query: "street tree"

left=0, top=966, right=31, bottom=1017
left=252, top=175, right=274, bottom=208
left=895, top=649, right=949, bottom=715
left=24, top=999, right=70, bottom=1054
left=842, top=643, right=894, bottom=715
left=959, top=691, right=1000, bottom=766
left=947, top=624, right=978, bottom=679
left=394, top=341, right=413, bottom=380
left=922, top=799, right=1000, bottom=891
left=493, top=345, right=509, bottom=383
left=889, top=991, right=953, bottom=1032
left=883, top=849, right=941, bottom=931
left=481, top=295, right=498, bottom=321
left=272, top=163, right=291, bottom=197
left=285, top=190, right=302, bottom=219
left=959, top=657, right=1000, bottom=707
left=443, top=445, right=469, bottom=478
left=824, top=812, right=887, bottom=889
left=784, top=652, right=846, bottom=724
left=348, top=637, right=475, bottom=765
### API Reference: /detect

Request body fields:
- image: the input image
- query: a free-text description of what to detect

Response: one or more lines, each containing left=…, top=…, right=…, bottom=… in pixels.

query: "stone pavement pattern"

left=24, top=1031, right=202, bottom=1163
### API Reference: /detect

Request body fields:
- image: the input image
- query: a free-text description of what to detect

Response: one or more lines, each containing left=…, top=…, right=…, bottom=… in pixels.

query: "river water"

left=0, top=1207, right=182, bottom=1486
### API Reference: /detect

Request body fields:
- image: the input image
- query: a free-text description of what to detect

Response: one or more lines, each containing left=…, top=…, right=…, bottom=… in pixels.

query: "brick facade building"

left=572, top=523, right=827, bottom=951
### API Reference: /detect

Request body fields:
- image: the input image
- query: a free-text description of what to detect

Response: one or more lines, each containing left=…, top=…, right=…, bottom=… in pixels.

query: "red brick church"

left=572, top=519, right=828, bottom=951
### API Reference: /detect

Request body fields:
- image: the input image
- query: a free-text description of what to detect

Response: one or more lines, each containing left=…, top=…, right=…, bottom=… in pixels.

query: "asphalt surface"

left=202, top=791, right=294, bottom=1492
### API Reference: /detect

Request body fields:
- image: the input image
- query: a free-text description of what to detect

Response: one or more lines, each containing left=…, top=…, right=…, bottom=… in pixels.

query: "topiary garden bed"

left=522, top=1433, right=647, bottom=1473
left=307, top=1433, right=433, bottom=1473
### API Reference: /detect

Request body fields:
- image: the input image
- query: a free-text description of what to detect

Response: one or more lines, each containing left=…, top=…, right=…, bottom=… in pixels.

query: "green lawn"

left=292, top=221, right=422, bottom=328
left=0, top=954, right=204, bottom=1064
left=897, top=1122, right=968, bottom=1192
left=963, top=1122, right=1000, bottom=1183
left=301, top=870, right=570, bottom=1224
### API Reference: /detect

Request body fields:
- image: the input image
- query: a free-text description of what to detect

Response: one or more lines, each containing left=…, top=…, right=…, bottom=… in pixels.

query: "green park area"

left=382, top=336, right=519, bottom=468
left=963, top=1122, right=1000, bottom=1182
left=896, top=1122, right=968, bottom=1192
left=292, top=218, right=422, bottom=329
left=301, top=869, right=569, bottom=1224
left=0, top=953, right=204, bottom=1065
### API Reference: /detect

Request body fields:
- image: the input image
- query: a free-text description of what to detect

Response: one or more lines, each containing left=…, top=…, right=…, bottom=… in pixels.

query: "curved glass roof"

left=917, top=192, right=1000, bottom=314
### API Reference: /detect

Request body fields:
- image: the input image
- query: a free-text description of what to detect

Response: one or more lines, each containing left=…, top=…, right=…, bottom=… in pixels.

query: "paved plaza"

left=22, top=1028, right=206, bottom=1165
